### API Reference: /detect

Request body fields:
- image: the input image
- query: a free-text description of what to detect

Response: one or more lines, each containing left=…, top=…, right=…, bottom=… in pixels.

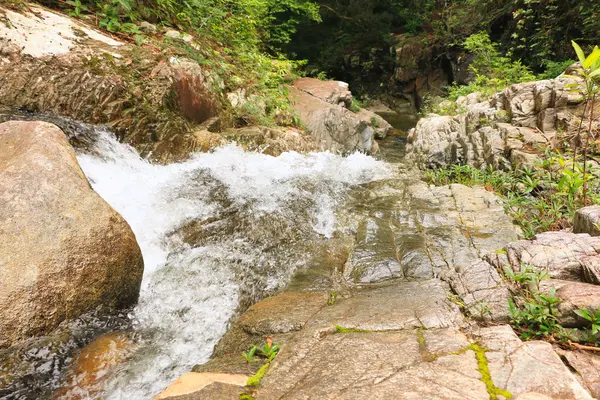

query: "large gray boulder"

left=0, top=121, right=144, bottom=348
left=290, top=84, right=376, bottom=154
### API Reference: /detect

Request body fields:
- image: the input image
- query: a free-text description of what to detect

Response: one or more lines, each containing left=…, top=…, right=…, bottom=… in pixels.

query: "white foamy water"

left=75, top=130, right=391, bottom=398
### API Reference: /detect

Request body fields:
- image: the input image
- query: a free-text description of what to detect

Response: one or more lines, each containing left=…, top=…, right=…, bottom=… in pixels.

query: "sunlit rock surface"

left=0, top=121, right=143, bottom=349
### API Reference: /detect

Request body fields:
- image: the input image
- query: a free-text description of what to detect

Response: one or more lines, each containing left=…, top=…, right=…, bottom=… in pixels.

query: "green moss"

left=334, top=325, right=371, bottom=333
left=469, top=343, right=512, bottom=400
left=246, top=362, right=270, bottom=388
left=417, top=329, right=439, bottom=362
left=239, top=394, right=255, bottom=400
left=327, top=291, right=338, bottom=306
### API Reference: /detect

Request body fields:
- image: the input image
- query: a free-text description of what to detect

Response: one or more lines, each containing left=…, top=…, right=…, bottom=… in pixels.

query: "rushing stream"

left=0, top=110, right=412, bottom=399
left=75, top=129, right=391, bottom=398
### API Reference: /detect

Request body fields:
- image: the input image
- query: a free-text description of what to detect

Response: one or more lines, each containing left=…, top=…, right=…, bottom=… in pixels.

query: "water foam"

left=76, top=130, right=391, bottom=398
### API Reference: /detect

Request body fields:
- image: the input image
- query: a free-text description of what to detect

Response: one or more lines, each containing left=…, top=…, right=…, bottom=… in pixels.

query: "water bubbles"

left=74, top=130, right=392, bottom=398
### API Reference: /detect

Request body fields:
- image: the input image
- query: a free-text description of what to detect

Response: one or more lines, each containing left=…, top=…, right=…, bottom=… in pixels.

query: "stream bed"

left=1, top=118, right=411, bottom=399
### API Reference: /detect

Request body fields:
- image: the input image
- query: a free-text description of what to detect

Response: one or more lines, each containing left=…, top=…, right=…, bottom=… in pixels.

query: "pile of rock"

left=406, top=77, right=585, bottom=169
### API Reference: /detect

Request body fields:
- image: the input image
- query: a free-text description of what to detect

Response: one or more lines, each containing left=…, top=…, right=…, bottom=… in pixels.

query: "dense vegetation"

left=286, top=0, right=600, bottom=96
left=12, top=0, right=599, bottom=101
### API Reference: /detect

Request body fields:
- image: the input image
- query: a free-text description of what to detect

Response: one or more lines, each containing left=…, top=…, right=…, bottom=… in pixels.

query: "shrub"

left=447, top=32, right=536, bottom=100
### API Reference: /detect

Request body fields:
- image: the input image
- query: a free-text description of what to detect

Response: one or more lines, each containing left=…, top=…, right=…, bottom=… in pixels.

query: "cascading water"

left=67, top=128, right=392, bottom=399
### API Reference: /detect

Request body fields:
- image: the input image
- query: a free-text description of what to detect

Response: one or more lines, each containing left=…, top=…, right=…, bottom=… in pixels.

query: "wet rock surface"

left=163, top=136, right=597, bottom=399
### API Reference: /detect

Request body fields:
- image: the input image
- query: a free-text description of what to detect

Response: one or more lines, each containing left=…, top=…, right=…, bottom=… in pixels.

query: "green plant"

left=348, top=98, right=364, bottom=113
left=257, top=338, right=280, bottom=362
left=574, top=308, right=600, bottom=335
left=564, top=41, right=600, bottom=206
left=370, top=116, right=379, bottom=129
left=327, top=291, right=337, bottom=306
left=447, top=32, right=536, bottom=100
left=66, top=0, right=89, bottom=17
left=508, top=287, right=562, bottom=340
left=334, top=324, right=370, bottom=333
left=539, top=59, right=576, bottom=80
left=503, top=264, right=549, bottom=292
left=242, top=345, right=260, bottom=372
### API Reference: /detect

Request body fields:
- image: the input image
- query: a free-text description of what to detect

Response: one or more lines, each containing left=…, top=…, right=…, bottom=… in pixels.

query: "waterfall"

left=74, top=129, right=391, bottom=398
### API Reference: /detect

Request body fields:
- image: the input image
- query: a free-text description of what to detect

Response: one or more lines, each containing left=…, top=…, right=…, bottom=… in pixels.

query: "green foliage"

left=503, top=264, right=548, bottom=291
left=565, top=42, right=600, bottom=206
left=370, top=116, right=379, bottom=129
left=426, top=154, right=600, bottom=239
left=242, top=338, right=281, bottom=365
left=242, top=345, right=259, bottom=364
left=447, top=32, right=536, bottom=100
left=574, top=309, right=600, bottom=336
left=327, top=291, right=337, bottom=306
left=420, top=96, right=466, bottom=116
left=348, top=98, right=365, bottom=113
left=504, top=265, right=563, bottom=341
left=491, top=0, right=600, bottom=69
left=538, top=59, right=575, bottom=80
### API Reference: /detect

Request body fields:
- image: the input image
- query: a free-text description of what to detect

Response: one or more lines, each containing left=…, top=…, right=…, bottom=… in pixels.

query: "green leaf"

left=575, top=309, right=592, bottom=321
left=572, top=41, right=586, bottom=65
left=584, top=49, right=600, bottom=69
left=589, top=69, right=600, bottom=79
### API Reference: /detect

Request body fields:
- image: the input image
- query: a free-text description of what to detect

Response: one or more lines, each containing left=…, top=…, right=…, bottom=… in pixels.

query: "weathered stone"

left=139, top=21, right=157, bottom=32
left=574, top=206, right=600, bottom=237
left=154, top=372, right=247, bottom=400
left=510, top=149, right=540, bottom=170
left=446, top=260, right=511, bottom=322
left=405, top=77, right=585, bottom=170
left=293, top=78, right=353, bottom=108
left=220, top=126, right=317, bottom=156
left=498, top=232, right=600, bottom=283
left=473, top=325, right=592, bottom=399
left=562, top=350, right=600, bottom=399
left=257, top=328, right=489, bottom=400
left=540, top=279, right=600, bottom=327
left=355, top=108, right=393, bottom=139
left=54, top=332, right=136, bottom=399
left=238, top=291, right=328, bottom=335
left=582, top=255, right=600, bottom=285
left=0, top=121, right=144, bottom=348
left=290, top=86, right=374, bottom=153
left=307, top=280, right=464, bottom=331
left=150, top=58, right=219, bottom=124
